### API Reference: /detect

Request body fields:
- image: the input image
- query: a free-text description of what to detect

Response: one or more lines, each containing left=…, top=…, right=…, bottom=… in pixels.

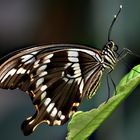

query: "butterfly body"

left=0, top=42, right=118, bottom=135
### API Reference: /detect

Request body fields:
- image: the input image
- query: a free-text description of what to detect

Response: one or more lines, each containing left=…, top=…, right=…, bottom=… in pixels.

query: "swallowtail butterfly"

left=0, top=5, right=125, bottom=135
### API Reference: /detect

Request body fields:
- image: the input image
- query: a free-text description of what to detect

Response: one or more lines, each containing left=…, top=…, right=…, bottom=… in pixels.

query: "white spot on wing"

left=21, top=54, right=35, bottom=64
left=21, top=55, right=33, bottom=62
left=29, top=119, right=35, bottom=125
left=64, top=63, right=72, bottom=69
left=46, top=103, right=55, bottom=113
left=1, top=68, right=16, bottom=83
left=60, top=115, right=65, bottom=120
left=72, top=63, right=80, bottom=68
left=47, top=54, right=54, bottom=59
left=37, top=65, right=47, bottom=73
left=31, top=51, right=38, bottom=55
left=27, top=70, right=30, bottom=74
left=63, top=77, right=68, bottom=82
left=73, top=73, right=81, bottom=77
left=40, top=85, right=47, bottom=91
left=43, top=54, right=53, bottom=63
left=74, top=69, right=81, bottom=75
left=68, top=57, right=79, bottom=62
left=44, top=98, right=51, bottom=106
left=50, top=107, right=58, bottom=117
left=17, top=67, right=26, bottom=74
left=61, top=71, right=64, bottom=77
left=36, top=78, right=44, bottom=88
left=33, top=60, right=40, bottom=68
left=46, top=120, right=51, bottom=125
left=68, top=79, right=73, bottom=84
left=41, top=91, right=47, bottom=100
left=39, top=71, right=48, bottom=77
left=68, top=50, right=79, bottom=57
left=76, top=77, right=82, bottom=85
left=58, top=111, right=62, bottom=117
left=25, top=58, right=35, bottom=64
left=43, top=59, right=51, bottom=63
left=68, top=110, right=75, bottom=118
left=73, top=102, right=80, bottom=107
left=53, top=120, right=61, bottom=125
left=79, top=80, right=84, bottom=93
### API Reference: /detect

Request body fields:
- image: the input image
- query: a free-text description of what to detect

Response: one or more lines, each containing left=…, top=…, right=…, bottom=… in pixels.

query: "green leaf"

left=66, top=64, right=140, bottom=140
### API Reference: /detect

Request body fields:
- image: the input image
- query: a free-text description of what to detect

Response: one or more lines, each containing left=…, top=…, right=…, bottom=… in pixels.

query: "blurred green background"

left=0, top=0, right=140, bottom=140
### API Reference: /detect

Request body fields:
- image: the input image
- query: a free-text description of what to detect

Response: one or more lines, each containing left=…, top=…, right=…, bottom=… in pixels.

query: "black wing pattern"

left=0, top=44, right=103, bottom=135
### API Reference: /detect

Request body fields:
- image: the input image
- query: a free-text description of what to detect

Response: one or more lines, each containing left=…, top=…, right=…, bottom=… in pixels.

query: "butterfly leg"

left=105, top=72, right=117, bottom=103
left=109, top=73, right=117, bottom=95
left=118, top=48, right=140, bottom=60
left=106, top=74, right=111, bottom=103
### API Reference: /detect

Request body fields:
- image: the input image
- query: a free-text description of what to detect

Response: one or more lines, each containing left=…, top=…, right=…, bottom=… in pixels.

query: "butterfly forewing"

left=0, top=44, right=103, bottom=135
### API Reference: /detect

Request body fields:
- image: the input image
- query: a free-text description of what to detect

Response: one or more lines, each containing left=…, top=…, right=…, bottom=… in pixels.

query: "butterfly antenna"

left=108, top=5, right=122, bottom=41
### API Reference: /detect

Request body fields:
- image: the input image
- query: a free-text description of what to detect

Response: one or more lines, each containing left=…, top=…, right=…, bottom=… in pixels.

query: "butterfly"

left=0, top=5, right=123, bottom=136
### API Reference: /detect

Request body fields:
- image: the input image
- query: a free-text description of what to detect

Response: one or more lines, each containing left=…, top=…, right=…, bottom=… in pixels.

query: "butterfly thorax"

left=102, top=41, right=118, bottom=72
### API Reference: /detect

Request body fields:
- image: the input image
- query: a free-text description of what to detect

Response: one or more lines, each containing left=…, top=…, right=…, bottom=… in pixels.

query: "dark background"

left=0, top=0, right=140, bottom=140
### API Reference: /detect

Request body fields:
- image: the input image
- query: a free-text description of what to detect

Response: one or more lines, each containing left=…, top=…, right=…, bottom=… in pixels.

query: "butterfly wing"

left=0, top=44, right=103, bottom=135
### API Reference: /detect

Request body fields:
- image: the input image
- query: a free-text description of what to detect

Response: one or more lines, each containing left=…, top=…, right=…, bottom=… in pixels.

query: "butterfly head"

left=105, top=40, right=118, bottom=52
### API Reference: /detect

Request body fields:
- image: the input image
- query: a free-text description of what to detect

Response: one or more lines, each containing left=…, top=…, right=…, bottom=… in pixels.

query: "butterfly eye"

left=108, top=42, right=113, bottom=47
left=107, top=41, right=118, bottom=52
left=106, top=41, right=114, bottom=48
left=113, top=45, right=118, bottom=51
